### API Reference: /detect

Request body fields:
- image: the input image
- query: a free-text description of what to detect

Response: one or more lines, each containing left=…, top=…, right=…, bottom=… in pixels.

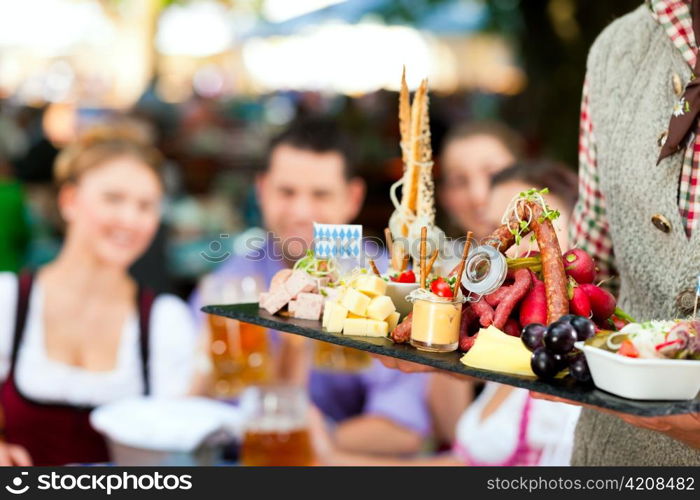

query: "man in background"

left=191, top=117, right=431, bottom=457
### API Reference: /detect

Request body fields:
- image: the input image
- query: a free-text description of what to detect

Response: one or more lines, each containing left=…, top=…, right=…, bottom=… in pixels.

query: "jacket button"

left=657, top=131, right=667, bottom=147
left=651, top=214, right=672, bottom=233
left=675, top=289, right=696, bottom=316
left=672, top=73, right=683, bottom=97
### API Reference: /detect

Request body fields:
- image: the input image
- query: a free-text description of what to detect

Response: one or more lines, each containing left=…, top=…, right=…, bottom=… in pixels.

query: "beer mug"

left=312, top=342, right=372, bottom=373
left=202, top=274, right=273, bottom=398
left=239, top=385, right=315, bottom=466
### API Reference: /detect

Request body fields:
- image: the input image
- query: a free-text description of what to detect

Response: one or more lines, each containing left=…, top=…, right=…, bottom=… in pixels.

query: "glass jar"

left=408, top=292, right=463, bottom=353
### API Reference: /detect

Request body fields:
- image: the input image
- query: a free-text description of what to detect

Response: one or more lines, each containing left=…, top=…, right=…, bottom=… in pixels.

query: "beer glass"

left=202, top=274, right=273, bottom=398
left=239, top=385, right=315, bottom=466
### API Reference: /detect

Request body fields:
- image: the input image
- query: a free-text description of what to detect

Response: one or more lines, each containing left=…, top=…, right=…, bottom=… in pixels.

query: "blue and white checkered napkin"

left=313, top=223, right=362, bottom=259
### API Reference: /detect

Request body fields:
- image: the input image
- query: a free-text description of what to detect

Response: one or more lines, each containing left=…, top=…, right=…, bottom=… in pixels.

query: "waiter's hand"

left=0, top=442, right=32, bottom=466
left=373, top=354, right=434, bottom=373
left=372, top=354, right=477, bottom=382
left=531, top=392, right=700, bottom=450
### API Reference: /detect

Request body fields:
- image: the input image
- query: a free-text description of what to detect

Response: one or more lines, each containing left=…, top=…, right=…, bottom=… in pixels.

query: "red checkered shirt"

left=570, top=0, right=700, bottom=291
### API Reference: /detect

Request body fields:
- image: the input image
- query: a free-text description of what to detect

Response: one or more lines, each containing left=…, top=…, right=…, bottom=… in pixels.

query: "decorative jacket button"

left=672, top=73, right=683, bottom=97
left=675, top=289, right=696, bottom=316
left=651, top=214, right=672, bottom=233
left=657, top=131, right=667, bottom=147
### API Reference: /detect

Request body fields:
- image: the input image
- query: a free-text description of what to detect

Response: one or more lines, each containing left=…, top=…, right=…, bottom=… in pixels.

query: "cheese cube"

left=343, top=318, right=368, bottom=336
left=322, top=301, right=333, bottom=328
left=353, top=275, right=387, bottom=298
left=366, top=295, right=396, bottom=321
left=365, top=320, right=388, bottom=338
left=323, top=301, right=348, bottom=333
left=347, top=312, right=364, bottom=319
left=341, top=287, right=371, bottom=316
left=386, top=311, right=401, bottom=333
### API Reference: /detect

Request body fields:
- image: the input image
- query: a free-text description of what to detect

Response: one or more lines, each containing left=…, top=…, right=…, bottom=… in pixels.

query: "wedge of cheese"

left=460, top=326, right=535, bottom=377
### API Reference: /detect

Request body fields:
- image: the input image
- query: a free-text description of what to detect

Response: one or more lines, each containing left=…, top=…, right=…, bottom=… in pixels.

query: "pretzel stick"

left=369, top=259, right=381, bottom=277
left=401, top=253, right=410, bottom=272
left=420, top=226, right=427, bottom=289
left=452, top=231, right=473, bottom=296
left=425, top=248, right=439, bottom=277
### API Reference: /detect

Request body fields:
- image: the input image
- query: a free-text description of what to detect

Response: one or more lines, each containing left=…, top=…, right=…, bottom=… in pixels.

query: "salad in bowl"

left=577, top=320, right=700, bottom=400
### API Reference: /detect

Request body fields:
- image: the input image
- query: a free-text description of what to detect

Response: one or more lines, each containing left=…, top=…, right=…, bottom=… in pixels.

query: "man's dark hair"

left=491, top=160, right=579, bottom=213
left=265, top=117, right=357, bottom=180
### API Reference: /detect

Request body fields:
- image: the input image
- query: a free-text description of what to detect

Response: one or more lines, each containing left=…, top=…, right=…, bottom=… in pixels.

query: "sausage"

left=479, top=200, right=568, bottom=325
left=492, top=268, right=531, bottom=329
left=459, top=305, right=479, bottom=351
left=483, top=202, right=529, bottom=252
left=391, top=313, right=413, bottom=343
left=471, top=297, right=495, bottom=327
left=527, top=202, right=569, bottom=323
left=485, top=286, right=511, bottom=307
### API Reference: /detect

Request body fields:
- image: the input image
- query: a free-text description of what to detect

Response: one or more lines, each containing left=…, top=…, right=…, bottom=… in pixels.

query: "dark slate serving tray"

left=202, top=303, right=700, bottom=416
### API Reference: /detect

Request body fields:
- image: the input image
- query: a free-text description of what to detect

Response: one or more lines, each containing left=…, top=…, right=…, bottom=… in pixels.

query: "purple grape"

left=570, top=316, right=595, bottom=341
left=521, top=323, right=546, bottom=352
left=568, top=354, right=592, bottom=383
left=558, top=314, right=578, bottom=325
left=552, top=352, right=568, bottom=371
left=531, top=347, right=559, bottom=379
left=544, top=321, right=577, bottom=354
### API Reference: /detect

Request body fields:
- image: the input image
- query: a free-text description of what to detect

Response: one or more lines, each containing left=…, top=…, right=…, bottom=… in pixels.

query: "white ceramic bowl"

left=384, top=281, right=420, bottom=318
left=576, top=341, right=700, bottom=400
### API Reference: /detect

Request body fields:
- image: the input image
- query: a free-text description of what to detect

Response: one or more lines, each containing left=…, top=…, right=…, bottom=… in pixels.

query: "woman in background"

left=0, top=122, right=196, bottom=465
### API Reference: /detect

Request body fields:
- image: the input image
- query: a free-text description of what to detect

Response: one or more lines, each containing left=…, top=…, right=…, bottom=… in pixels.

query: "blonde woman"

left=0, top=122, right=196, bottom=465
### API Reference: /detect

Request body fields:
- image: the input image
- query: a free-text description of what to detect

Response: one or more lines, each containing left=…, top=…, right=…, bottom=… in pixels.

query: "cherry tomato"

left=618, top=339, right=639, bottom=358
left=430, top=277, right=454, bottom=298
left=396, top=269, right=416, bottom=283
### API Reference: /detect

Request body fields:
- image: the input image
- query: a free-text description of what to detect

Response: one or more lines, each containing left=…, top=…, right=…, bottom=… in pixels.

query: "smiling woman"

left=0, top=120, right=197, bottom=466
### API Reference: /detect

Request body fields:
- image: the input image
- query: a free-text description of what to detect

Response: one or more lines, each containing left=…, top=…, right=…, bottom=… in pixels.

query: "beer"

left=313, top=342, right=372, bottom=372
left=240, top=385, right=314, bottom=466
left=241, top=427, right=314, bottom=466
left=208, top=315, right=272, bottom=398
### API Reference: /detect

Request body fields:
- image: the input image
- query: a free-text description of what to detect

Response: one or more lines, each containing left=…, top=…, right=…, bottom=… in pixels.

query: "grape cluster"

left=521, top=315, right=595, bottom=381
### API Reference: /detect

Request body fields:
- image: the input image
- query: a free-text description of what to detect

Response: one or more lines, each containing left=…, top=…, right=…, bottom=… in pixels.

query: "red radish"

left=579, top=283, right=616, bottom=322
left=562, top=249, right=596, bottom=284
left=504, top=318, right=521, bottom=337
left=519, top=281, right=547, bottom=326
left=569, top=285, right=592, bottom=317
left=609, top=314, right=628, bottom=331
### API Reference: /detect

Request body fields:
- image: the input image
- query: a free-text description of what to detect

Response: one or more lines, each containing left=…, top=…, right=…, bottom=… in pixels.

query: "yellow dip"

left=410, top=295, right=462, bottom=352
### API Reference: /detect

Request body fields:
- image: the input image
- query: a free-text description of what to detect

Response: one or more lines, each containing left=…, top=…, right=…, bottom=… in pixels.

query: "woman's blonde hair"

left=54, top=120, right=163, bottom=187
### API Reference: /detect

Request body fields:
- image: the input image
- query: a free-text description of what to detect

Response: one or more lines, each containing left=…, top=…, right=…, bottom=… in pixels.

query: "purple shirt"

left=190, top=237, right=431, bottom=436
